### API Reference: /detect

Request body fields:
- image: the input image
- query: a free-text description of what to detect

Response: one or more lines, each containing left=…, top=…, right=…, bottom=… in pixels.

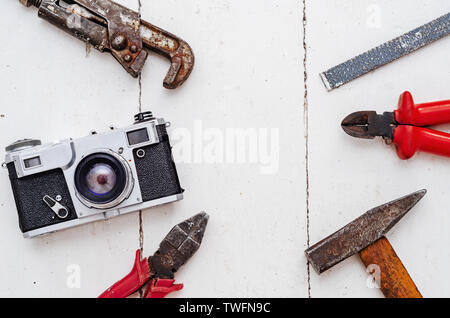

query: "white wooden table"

left=0, top=0, right=448, bottom=297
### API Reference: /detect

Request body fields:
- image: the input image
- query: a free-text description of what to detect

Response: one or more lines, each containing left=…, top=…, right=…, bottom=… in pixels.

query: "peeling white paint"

left=139, top=27, right=176, bottom=50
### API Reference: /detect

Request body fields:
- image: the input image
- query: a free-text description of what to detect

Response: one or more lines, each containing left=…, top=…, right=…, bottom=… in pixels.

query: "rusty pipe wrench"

left=19, top=0, right=195, bottom=89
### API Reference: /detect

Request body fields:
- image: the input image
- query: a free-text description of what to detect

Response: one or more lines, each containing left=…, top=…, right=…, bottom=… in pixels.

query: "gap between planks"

left=302, top=0, right=311, bottom=298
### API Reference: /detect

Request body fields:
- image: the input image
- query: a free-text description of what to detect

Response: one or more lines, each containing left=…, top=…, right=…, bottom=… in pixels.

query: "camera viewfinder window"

left=23, top=156, right=41, bottom=168
left=127, top=128, right=150, bottom=146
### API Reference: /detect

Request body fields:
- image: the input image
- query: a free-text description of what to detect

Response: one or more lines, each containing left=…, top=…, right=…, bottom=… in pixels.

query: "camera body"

left=4, top=112, right=183, bottom=238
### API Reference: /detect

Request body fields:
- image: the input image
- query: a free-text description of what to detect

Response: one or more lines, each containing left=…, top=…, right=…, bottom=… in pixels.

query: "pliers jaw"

left=341, top=111, right=396, bottom=142
left=149, top=212, right=210, bottom=279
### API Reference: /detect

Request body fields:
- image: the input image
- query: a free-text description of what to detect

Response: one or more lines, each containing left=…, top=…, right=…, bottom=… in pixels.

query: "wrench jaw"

left=163, top=41, right=195, bottom=89
left=140, top=20, right=195, bottom=89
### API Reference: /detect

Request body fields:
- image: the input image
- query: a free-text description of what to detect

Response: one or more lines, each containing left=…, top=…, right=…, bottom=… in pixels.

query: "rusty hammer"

left=305, top=190, right=427, bottom=298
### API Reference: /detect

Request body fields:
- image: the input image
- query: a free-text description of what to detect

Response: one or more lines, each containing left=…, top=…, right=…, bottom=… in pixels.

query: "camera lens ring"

left=74, top=149, right=134, bottom=209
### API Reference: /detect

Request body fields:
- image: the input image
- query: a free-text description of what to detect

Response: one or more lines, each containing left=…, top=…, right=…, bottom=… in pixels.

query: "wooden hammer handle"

left=359, top=237, right=422, bottom=298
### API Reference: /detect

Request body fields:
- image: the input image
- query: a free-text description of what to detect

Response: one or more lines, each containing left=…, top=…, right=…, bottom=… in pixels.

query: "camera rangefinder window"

left=75, top=153, right=128, bottom=206
left=127, top=128, right=150, bottom=146
left=23, top=156, right=41, bottom=168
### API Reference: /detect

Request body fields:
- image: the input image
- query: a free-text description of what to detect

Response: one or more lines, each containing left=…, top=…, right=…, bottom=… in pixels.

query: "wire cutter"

left=342, top=91, right=450, bottom=160
left=99, top=212, right=209, bottom=298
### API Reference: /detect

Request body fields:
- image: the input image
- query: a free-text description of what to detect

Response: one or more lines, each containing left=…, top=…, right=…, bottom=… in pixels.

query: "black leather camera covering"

left=7, top=163, right=77, bottom=233
left=133, top=124, right=183, bottom=202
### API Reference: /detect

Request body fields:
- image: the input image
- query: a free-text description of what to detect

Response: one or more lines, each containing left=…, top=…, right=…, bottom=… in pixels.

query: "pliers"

left=342, top=91, right=450, bottom=160
left=99, top=212, right=209, bottom=298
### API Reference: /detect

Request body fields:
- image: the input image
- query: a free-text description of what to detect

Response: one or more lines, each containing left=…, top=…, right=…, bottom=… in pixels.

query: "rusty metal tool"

left=320, top=12, right=450, bottom=91
left=305, top=190, right=427, bottom=298
left=99, top=212, right=209, bottom=298
left=19, top=0, right=195, bottom=89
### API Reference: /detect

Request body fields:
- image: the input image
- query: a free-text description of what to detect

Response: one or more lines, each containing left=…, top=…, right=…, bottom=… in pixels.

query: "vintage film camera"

left=4, top=112, right=183, bottom=238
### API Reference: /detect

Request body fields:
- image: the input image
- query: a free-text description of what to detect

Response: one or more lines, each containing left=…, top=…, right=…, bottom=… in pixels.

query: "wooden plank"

left=307, top=0, right=450, bottom=297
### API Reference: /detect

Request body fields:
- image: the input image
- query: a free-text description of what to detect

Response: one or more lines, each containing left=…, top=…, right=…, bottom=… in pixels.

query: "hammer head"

left=305, top=190, right=427, bottom=274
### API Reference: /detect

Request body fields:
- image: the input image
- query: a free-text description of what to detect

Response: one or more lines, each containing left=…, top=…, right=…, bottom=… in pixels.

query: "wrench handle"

left=395, top=91, right=450, bottom=126
left=359, top=237, right=422, bottom=298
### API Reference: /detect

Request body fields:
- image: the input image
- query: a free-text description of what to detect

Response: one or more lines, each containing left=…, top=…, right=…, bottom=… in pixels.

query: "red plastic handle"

left=144, top=279, right=184, bottom=298
left=395, top=91, right=450, bottom=127
left=394, top=125, right=450, bottom=160
left=99, top=250, right=151, bottom=298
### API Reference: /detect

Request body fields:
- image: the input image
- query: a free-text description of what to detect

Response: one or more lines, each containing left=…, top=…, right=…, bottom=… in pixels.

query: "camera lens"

left=75, top=152, right=133, bottom=209
left=85, top=163, right=117, bottom=195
